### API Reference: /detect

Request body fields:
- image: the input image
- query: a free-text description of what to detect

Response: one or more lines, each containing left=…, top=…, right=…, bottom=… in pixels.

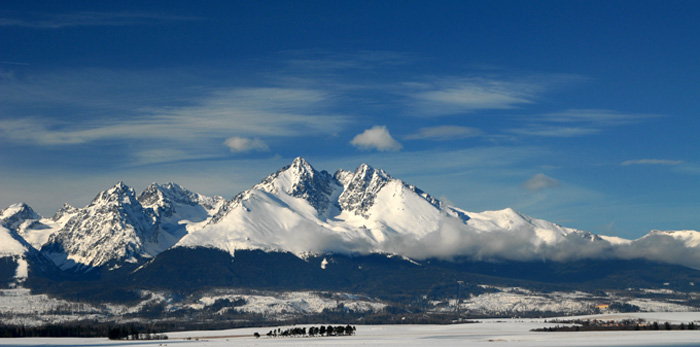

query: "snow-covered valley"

left=3, top=312, right=700, bottom=346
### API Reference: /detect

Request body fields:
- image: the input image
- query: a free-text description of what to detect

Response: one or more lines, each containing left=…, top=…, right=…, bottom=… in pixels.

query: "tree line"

left=107, top=325, right=168, bottom=340
left=0, top=323, right=166, bottom=340
left=258, top=324, right=356, bottom=338
left=534, top=319, right=699, bottom=332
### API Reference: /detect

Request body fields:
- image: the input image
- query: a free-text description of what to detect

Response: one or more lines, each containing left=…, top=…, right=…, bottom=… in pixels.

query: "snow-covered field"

left=2, top=313, right=700, bottom=346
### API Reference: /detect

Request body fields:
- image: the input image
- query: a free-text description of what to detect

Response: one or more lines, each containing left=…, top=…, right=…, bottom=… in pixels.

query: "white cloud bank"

left=350, top=125, right=402, bottom=151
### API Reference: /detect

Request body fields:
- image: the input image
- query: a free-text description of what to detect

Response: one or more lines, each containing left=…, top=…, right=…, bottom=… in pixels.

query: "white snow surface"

left=0, top=224, right=31, bottom=283
left=4, top=313, right=700, bottom=346
left=0, top=225, right=26, bottom=257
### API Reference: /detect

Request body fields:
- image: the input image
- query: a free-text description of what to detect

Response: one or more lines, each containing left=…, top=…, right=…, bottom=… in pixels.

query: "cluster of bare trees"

left=257, top=324, right=356, bottom=338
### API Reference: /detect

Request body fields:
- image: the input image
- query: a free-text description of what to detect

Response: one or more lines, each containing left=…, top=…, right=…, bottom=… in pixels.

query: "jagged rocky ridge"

left=2, top=157, right=700, bottom=278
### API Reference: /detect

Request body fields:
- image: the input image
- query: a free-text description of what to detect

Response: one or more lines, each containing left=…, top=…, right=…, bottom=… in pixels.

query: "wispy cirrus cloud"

left=405, top=125, right=482, bottom=140
left=224, top=137, right=270, bottom=153
left=622, top=159, right=684, bottom=166
left=0, top=67, right=354, bottom=166
left=405, top=77, right=537, bottom=116
left=0, top=11, right=199, bottom=29
left=509, top=109, right=662, bottom=138
left=282, top=49, right=414, bottom=72
left=400, top=74, right=582, bottom=117
left=509, top=126, right=601, bottom=137
left=0, top=61, right=29, bottom=66
left=523, top=173, right=560, bottom=192
left=538, top=109, right=660, bottom=125
left=0, top=87, right=346, bottom=146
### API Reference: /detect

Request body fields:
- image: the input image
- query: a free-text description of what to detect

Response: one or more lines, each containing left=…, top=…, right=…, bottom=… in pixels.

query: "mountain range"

left=2, top=157, right=700, bottom=296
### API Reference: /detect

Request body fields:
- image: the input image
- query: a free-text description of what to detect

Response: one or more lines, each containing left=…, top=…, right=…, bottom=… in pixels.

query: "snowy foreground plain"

left=3, top=313, right=700, bottom=347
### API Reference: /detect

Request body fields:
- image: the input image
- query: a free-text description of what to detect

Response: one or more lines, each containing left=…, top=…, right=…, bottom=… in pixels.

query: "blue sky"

left=1, top=1, right=699, bottom=239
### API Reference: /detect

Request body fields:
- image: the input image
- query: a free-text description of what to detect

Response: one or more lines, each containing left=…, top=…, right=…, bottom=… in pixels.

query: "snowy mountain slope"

left=180, top=158, right=448, bottom=254
left=0, top=204, right=59, bottom=283
left=0, top=224, right=27, bottom=258
left=0, top=224, right=33, bottom=284
left=1, top=203, right=79, bottom=250
left=180, top=158, right=350, bottom=254
left=0, top=205, right=80, bottom=285
left=175, top=157, right=617, bottom=262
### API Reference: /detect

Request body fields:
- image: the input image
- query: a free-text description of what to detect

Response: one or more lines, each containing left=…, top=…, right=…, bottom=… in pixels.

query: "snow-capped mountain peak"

left=139, top=181, right=224, bottom=242
left=252, top=156, right=338, bottom=213
left=41, top=182, right=157, bottom=269
left=183, top=158, right=464, bottom=256
left=140, top=182, right=195, bottom=205
left=35, top=181, right=227, bottom=270
left=336, top=163, right=392, bottom=218
left=0, top=203, right=41, bottom=231
left=138, top=182, right=222, bottom=216
left=90, top=181, right=139, bottom=207
left=51, top=203, right=78, bottom=222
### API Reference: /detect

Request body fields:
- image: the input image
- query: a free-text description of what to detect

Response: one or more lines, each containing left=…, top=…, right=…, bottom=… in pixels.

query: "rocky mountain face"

left=260, top=157, right=338, bottom=213
left=9, top=181, right=223, bottom=271
left=138, top=182, right=224, bottom=252
left=2, top=157, right=700, bottom=283
left=40, top=182, right=156, bottom=270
